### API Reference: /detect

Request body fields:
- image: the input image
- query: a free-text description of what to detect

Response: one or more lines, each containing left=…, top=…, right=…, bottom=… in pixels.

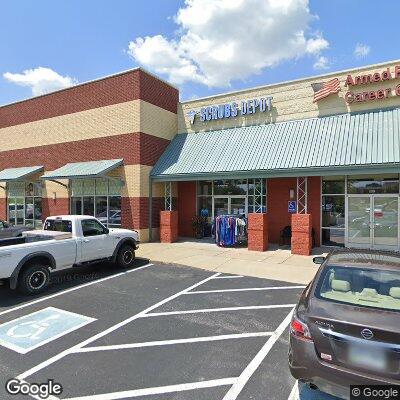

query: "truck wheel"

left=116, top=244, right=136, bottom=268
left=18, top=265, right=50, bottom=295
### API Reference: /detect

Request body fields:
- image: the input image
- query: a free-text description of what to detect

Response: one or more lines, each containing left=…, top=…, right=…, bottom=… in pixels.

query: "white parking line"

left=17, top=272, right=221, bottom=381
left=0, top=263, right=153, bottom=317
left=185, top=286, right=306, bottom=294
left=142, top=304, right=296, bottom=317
left=64, top=377, right=237, bottom=400
left=222, top=308, right=294, bottom=400
left=288, top=381, right=300, bottom=400
left=74, top=331, right=274, bottom=353
left=212, top=275, right=244, bottom=279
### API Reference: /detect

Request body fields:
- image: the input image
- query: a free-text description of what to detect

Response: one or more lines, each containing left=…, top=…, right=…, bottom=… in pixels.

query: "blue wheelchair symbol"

left=288, top=201, right=297, bottom=214
left=0, top=307, right=95, bottom=354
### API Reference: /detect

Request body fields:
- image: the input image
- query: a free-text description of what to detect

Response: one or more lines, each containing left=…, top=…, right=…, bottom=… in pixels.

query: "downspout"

left=149, top=175, right=153, bottom=242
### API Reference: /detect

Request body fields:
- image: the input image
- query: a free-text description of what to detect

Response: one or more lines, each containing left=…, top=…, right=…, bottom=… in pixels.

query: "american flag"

left=311, top=78, right=340, bottom=103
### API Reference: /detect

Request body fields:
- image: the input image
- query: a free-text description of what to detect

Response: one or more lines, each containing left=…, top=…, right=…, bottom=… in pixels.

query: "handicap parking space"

left=0, top=262, right=339, bottom=400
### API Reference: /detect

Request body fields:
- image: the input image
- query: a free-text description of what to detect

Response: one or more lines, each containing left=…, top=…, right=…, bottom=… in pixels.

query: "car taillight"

left=290, top=316, right=313, bottom=342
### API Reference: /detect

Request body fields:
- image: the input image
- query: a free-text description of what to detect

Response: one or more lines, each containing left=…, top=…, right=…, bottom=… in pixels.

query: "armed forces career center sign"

left=187, top=96, right=273, bottom=124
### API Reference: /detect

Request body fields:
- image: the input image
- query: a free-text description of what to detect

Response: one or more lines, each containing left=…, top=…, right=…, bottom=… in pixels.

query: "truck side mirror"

left=104, top=228, right=109, bottom=234
left=313, top=256, right=326, bottom=265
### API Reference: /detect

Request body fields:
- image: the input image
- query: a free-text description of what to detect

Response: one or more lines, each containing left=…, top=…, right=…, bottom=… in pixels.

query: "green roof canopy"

left=0, top=166, right=43, bottom=181
left=41, top=159, right=123, bottom=180
left=151, top=108, right=400, bottom=181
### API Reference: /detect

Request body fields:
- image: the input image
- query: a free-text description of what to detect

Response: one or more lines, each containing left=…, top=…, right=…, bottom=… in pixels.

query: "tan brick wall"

left=178, top=60, right=400, bottom=133
left=140, top=101, right=177, bottom=141
left=0, top=100, right=176, bottom=152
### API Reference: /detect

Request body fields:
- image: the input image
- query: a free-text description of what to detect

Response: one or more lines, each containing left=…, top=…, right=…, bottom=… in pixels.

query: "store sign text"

left=344, top=65, right=400, bottom=104
left=188, top=97, right=273, bottom=124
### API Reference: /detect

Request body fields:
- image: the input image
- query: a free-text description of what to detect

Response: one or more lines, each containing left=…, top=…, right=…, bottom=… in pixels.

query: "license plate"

left=348, top=345, right=387, bottom=372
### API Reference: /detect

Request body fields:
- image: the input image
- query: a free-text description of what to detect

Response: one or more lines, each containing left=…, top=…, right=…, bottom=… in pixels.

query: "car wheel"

left=18, top=264, right=50, bottom=295
left=116, top=244, right=136, bottom=268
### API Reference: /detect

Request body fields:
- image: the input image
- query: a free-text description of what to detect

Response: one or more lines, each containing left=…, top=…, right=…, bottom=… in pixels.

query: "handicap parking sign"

left=0, top=307, right=96, bottom=354
left=288, top=201, right=297, bottom=214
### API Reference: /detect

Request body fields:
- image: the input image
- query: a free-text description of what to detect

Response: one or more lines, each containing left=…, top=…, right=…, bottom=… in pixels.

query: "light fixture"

left=289, top=189, right=295, bottom=200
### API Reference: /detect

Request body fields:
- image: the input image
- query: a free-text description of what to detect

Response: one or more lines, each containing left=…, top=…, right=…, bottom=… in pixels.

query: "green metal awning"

left=0, top=166, right=44, bottom=181
left=151, top=108, right=400, bottom=181
left=41, top=159, right=123, bottom=180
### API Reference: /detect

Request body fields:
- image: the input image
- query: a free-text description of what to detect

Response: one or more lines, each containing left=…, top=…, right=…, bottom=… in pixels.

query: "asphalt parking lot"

left=0, top=259, right=339, bottom=400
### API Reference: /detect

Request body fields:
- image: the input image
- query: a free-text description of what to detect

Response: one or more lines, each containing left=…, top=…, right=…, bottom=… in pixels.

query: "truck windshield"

left=316, top=265, right=400, bottom=312
left=44, top=219, right=72, bottom=232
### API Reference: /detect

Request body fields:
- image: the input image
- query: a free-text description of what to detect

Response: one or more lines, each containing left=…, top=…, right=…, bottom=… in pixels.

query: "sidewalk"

left=136, top=239, right=329, bottom=284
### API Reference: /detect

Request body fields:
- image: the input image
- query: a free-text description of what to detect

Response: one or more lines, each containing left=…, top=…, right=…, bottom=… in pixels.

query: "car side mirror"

left=104, top=228, right=109, bottom=234
left=313, top=256, right=326, bottom=265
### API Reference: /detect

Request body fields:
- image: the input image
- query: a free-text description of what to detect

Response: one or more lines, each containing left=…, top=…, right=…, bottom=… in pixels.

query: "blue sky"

left=0, top=0, right=399, bottom=105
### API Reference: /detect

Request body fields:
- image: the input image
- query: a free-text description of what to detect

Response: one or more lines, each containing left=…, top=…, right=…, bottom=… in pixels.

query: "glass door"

left=214, top=197, right=229, bottom=217
left=213, top=196, right=247, bottom=218
left=230, top=196, right=247, bottom=217
left=347, top=195, right=399, bottom=250
left=372, top=196, right=398, bottom=250
left=347, top=196, right=371, bottom=248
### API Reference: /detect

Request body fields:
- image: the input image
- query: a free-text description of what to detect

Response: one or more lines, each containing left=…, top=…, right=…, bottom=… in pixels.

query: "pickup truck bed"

left=0, top=215, right=140, bottom=295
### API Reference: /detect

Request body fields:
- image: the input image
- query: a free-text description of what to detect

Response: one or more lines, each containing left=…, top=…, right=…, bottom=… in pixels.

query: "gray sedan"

left=0, top=220, right=34, bottom=239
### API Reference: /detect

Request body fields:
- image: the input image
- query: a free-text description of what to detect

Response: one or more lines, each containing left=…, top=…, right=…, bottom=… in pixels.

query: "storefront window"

left=248, top=179, right=267, bottom=213
left=347, top=174, right=399, bottom=194
left=322, top=176, right=345, bottom=194
left=322, top=196, right=345, bottom=228
left=198, top=181, right=212, bottom=196
left=322, top=177, right=345, bottom=247
left=197, top=196, right=212, bottom=220
left=322, top=228, right=345, bottom=247
left=70, top=178, right=122, bottom=227
left=214, top=180, right=247, bottom=195
left=7, top=181, right=42, bottom=227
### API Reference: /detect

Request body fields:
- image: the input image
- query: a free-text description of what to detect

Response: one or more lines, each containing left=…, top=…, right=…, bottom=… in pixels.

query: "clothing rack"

left=214, top=214, right=247, bottom=247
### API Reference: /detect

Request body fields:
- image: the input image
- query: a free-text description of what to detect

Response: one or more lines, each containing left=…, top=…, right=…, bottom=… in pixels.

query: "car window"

left=81, top=219, right=106, bottom=237
left=0, top=221, right=4, bottom=229
left=316, top=265, right=400, bottom=312
left=44, top=219, right=72, bottom=232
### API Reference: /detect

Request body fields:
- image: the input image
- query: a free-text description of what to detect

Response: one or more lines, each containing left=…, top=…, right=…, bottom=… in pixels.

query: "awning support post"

left=149, top=177, right=153, bottom=242
left=296, top=177, right=307, bottom=214
left=164, top=182, right=172, bottom=211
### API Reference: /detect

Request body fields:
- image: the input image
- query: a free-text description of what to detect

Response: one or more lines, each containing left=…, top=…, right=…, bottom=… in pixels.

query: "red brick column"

left=291, top=214, right=312, bottom=256
left=247, top=213, right=268, bottom=252
left=160, top=210, right=178, bottom=243
left=0, top=198, right=7, bottom=220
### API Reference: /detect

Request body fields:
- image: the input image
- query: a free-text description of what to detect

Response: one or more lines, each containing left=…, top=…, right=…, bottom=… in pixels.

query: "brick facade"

left=0, top=132, right=170, bottom=171
left=0, top=69, right=178, bottom=240
left=267, top=178, right=297, bottom=244
left=42, top=198, right=70, bottom=220
left=0, top=69, right=178, bottom=128
left=247, top=213, right=268, bottom=252
left=177, top=181, right=197, bottom=237
left=160, top=211, right=179, bottom=243
left=291, top=213, right=313, bottom=256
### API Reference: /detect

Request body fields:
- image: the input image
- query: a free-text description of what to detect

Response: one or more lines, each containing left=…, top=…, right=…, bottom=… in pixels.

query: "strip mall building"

left=1, top=60, right=400, bottom=255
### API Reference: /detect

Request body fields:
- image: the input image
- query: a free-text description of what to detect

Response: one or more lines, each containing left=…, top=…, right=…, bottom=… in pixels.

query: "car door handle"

left=83, top=239, right=90, bottom=243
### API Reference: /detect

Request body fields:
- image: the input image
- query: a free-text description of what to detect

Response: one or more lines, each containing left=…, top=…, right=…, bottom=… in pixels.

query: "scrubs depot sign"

left=345, top=65, right=400, bottom=104
left=187, top=96, right=273, bottom=124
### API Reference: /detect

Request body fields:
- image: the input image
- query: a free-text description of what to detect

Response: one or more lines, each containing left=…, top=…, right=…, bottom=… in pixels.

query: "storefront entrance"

left=347, top=195, right=399, bottom=251
left=213, top=196, right=247, bottom=218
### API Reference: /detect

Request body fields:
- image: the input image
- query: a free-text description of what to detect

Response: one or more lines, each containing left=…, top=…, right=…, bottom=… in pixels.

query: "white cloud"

left=127, top=0, right=329, bottom=88
left=306, top=36, right=329, bottom=54
left=313, top=55, right=329, bottom=70
left=354, top=43, right=370, bottom=58
left=3, top=67, right=77, bottom=96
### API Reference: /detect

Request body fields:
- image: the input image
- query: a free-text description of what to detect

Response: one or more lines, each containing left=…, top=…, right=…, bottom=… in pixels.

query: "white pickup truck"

left=0, top=215, right=140, bottom=295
